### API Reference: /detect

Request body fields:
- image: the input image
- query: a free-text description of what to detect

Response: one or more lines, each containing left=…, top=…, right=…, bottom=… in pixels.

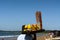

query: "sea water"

left=0, top=31, right=20, bottom=40
left=0, top=31, right=21, bottom=36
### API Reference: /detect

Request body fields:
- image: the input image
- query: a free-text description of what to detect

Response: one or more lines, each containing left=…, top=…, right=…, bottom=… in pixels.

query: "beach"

left=37, top=35, right=50, bottom=40
left=1, top=36, right=46, bottom=40
left=0, top=37, right=17, bottom=40
left=0, top=34, right=50, bottom=40
left=0, top=36, right=50, bottom=40
left=0, top=35, right=18, bottom=40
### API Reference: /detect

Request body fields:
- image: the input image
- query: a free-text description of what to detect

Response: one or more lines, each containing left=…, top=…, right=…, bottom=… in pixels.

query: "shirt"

left=17, top=34, right=33, bottom=40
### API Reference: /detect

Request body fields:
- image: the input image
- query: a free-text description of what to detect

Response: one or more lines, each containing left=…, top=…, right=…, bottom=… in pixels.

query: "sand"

left=37, top=36, right=50, bottom=40
left=0, top=37, right=17, bottom=40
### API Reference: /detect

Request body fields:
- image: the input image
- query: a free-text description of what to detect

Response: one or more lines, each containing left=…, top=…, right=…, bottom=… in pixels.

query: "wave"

left=0, top=35, right=19, bottom=38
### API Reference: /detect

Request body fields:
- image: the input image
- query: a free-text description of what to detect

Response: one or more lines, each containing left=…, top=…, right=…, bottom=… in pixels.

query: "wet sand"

left=0, top=37, right=17, bottom=40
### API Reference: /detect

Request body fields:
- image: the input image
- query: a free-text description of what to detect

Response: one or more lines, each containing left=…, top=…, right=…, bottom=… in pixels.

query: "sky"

left=0, top=0, right=60, bottom=31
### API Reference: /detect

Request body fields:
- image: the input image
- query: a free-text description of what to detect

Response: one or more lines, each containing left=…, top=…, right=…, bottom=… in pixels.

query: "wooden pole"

left=36, top=11, right=42, bottom=30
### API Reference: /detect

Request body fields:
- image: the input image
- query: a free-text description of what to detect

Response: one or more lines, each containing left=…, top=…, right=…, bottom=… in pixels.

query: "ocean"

left=0, top=31, right=47, bottom=36
left=0, top=31, right=21, bottom=40
left=0, top=31, right=21, bottom=36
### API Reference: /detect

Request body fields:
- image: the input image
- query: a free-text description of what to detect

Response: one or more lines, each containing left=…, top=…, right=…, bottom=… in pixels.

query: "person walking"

left=17, top=25, right=36, bottom=40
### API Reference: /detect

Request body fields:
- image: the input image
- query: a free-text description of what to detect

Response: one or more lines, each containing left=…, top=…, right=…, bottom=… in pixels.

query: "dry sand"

left=37, top=35, right=50, bottom=40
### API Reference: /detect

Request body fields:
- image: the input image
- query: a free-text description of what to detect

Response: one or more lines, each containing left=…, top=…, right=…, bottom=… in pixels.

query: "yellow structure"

left=24, top=24, right=40, bottom=31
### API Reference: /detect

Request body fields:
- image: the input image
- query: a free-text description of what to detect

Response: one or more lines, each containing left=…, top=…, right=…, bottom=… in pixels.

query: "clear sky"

left=0, top=0, right=60, bottom=31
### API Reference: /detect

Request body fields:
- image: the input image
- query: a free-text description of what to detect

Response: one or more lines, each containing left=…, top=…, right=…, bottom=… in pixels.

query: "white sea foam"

left=0, top=35, right=19, bottom=38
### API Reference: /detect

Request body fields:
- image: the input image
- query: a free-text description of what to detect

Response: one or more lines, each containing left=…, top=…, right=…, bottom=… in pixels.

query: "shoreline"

left=0, top=35, right=60, bottom=40
left=0, top=34, right=50, bottom=40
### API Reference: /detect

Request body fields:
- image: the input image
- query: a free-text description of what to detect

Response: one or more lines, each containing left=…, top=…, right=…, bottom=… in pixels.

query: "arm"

left=33, top=33, right=36, bottom=40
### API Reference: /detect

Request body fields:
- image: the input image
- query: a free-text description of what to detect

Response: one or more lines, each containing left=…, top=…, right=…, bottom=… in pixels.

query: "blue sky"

left=0, top=0, right=60, bottom=31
